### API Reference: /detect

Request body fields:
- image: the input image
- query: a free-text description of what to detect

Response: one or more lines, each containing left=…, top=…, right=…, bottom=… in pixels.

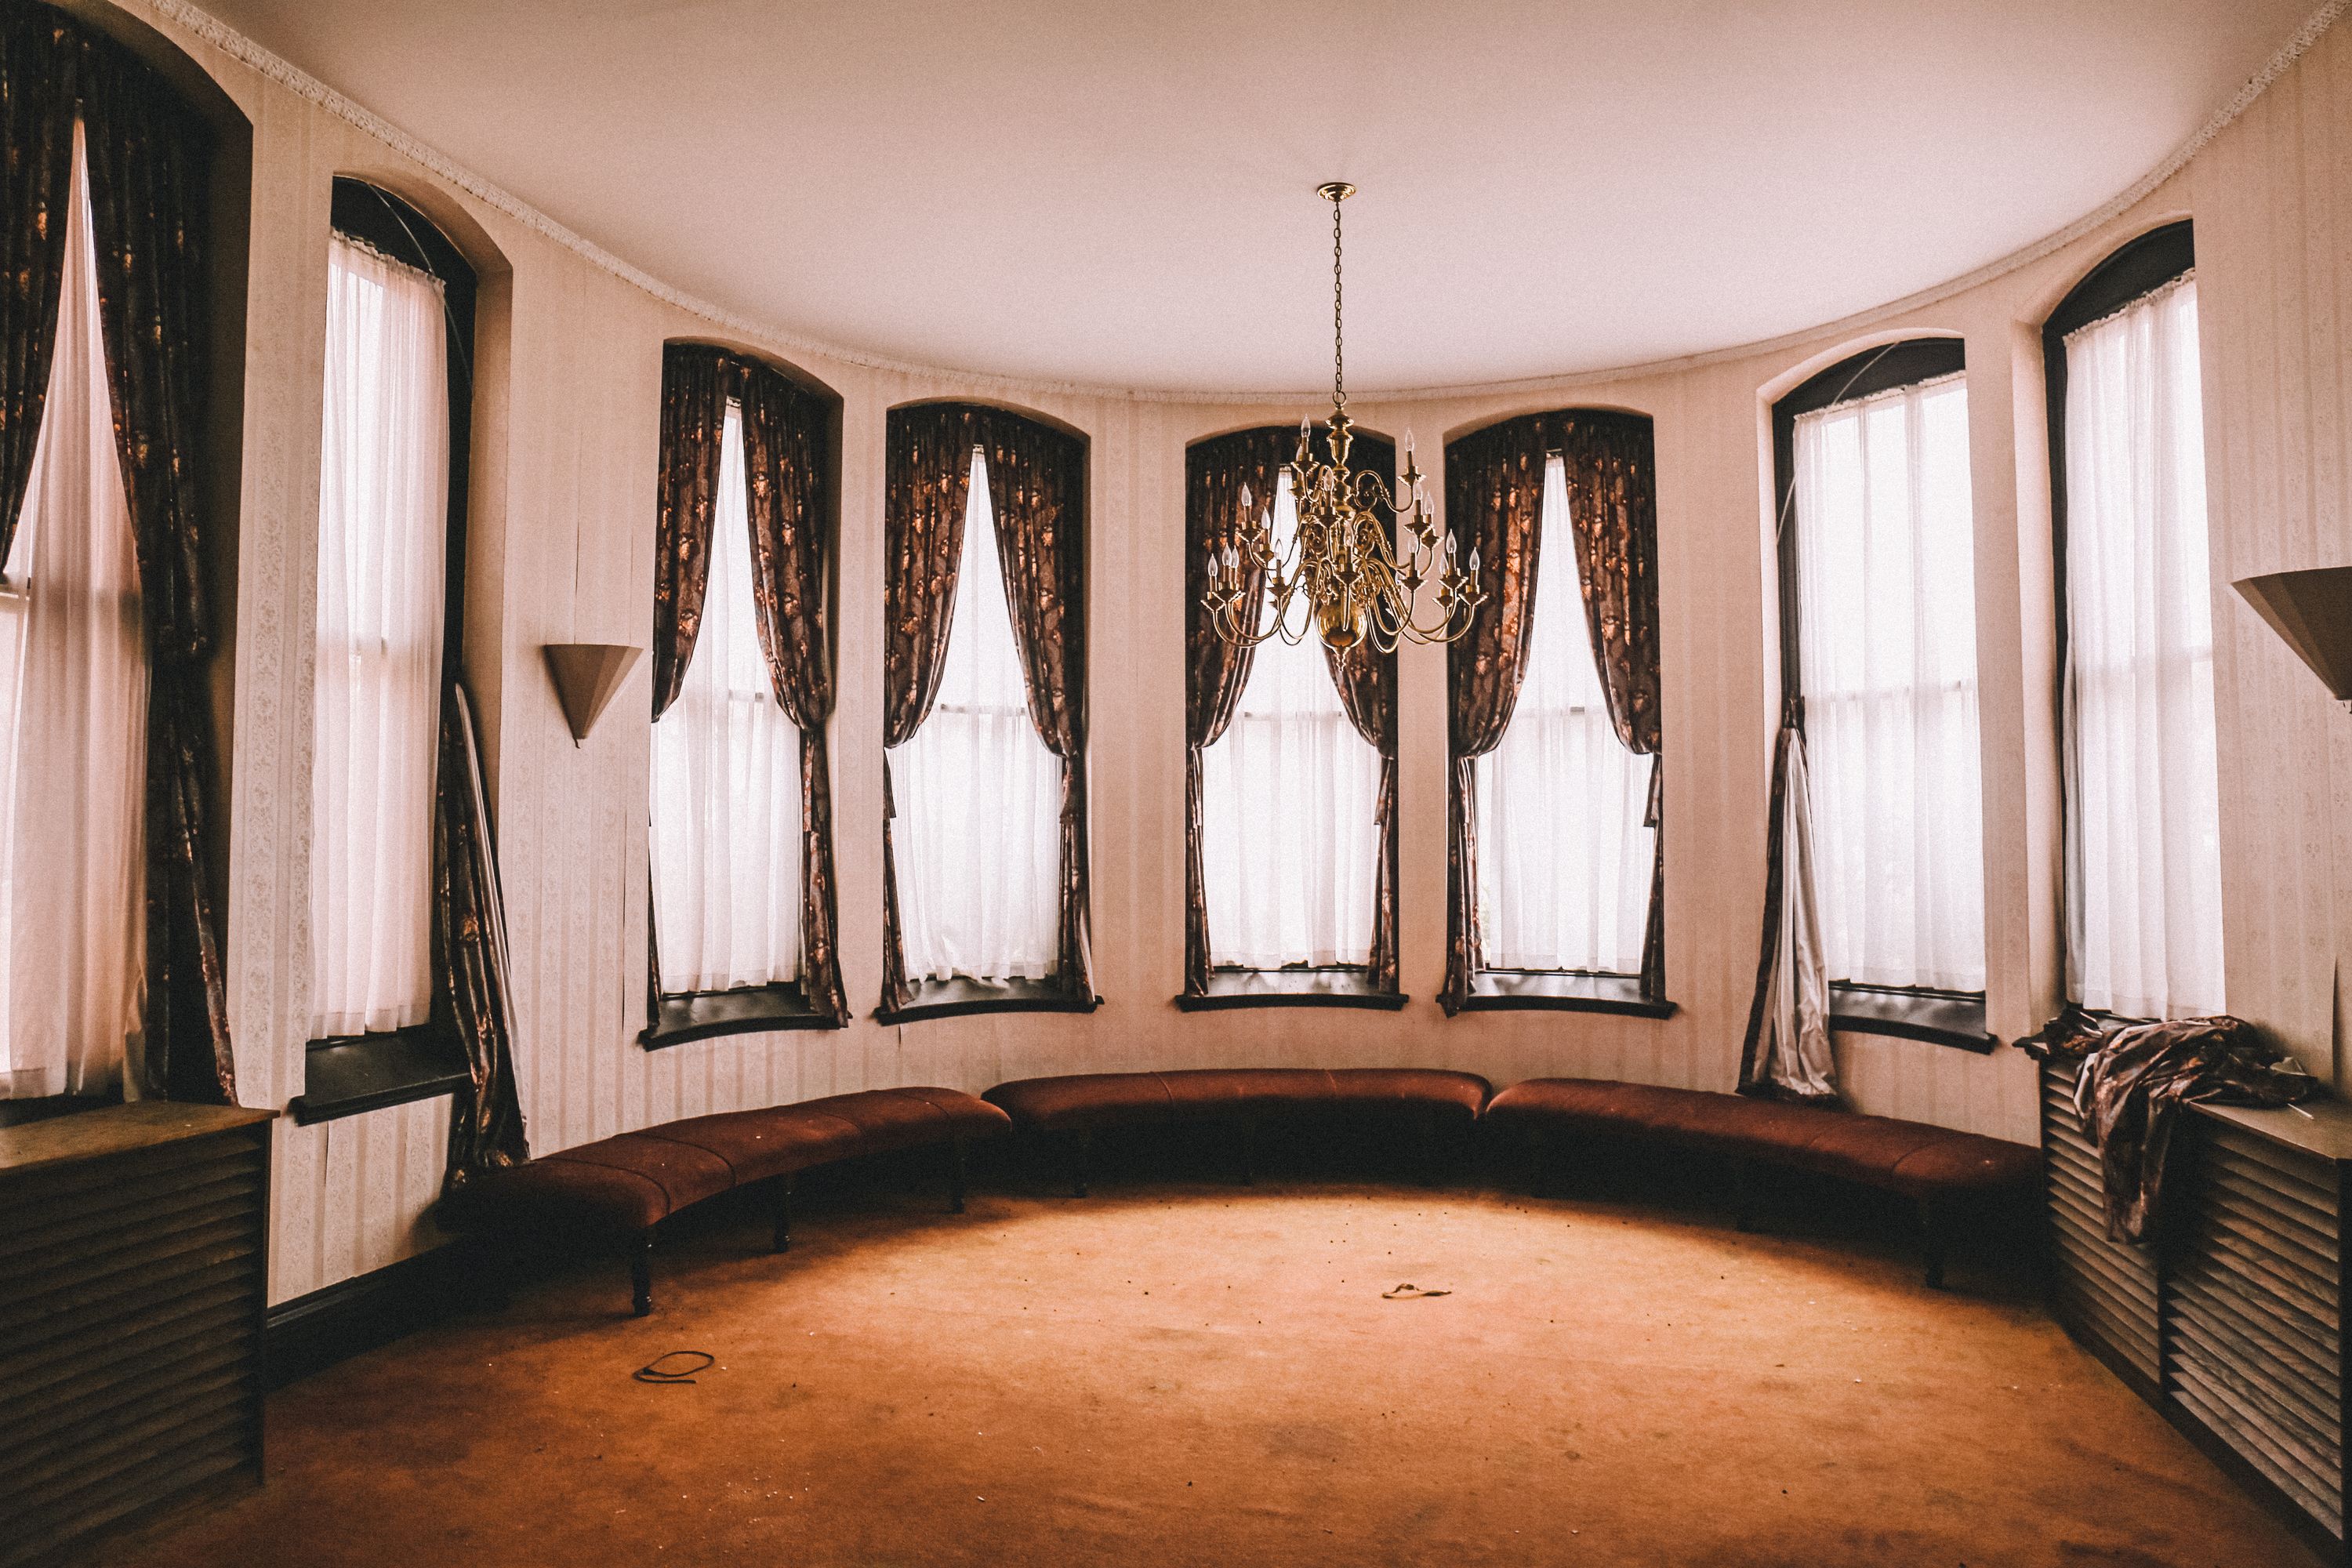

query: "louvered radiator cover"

left=0, top=1103, right=273, bottom=1566
left=2042, top=1057, right=2352, bottom=1553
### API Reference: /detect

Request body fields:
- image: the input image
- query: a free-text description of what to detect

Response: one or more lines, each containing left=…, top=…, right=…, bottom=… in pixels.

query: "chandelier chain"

left=1331, top=192, right=1345, bottom=412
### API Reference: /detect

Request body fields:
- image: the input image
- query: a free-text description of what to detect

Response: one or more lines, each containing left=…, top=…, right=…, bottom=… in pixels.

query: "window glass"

left=1791, top=372, right=1984, bottom=991
left=891, top=447, right=1062, bottom=982
left=310, top=234, right=448, bottom=1037
left=1474, top=456, right=1656, bottom=975
left=1201, top=472, right=1382, bottom=970
left=2061, top=276, right=2222, bottom=1018
left=650, top=401, right=804, bottom=993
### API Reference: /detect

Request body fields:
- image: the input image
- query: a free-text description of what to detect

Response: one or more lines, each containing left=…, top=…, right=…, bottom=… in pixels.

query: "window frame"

left=1181, top=426, right=1403, bottom=1011
left=643, top=356, right=846, bottom=1045
left=1768, top=336, right=1993, bottom=1052
left=2040, top=220, right=2199, bottom=1030
left=290, top=181, right=481, bottom=1126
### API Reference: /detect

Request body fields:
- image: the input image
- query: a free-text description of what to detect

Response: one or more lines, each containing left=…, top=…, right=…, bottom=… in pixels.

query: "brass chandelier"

left=1205, top=182, right=1485, bottom=652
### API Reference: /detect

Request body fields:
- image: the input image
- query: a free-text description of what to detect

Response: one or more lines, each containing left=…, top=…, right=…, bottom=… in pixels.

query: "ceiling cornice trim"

left=136, top=0, right=2345, bottom=407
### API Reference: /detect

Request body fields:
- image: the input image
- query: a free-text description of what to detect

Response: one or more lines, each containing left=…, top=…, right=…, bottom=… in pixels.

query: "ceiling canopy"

left=200, top=0, right=2318, bottom=394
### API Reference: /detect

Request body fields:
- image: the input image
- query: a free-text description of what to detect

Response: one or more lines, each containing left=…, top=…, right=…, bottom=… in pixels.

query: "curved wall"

left=90, top=1, right=2352, bottom=1301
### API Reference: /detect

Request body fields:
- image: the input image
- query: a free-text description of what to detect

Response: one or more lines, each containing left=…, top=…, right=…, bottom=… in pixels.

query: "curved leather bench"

left=1483, top=1078, right=2040, bottom=1287
left=984, top=1069, right=1492, bottom=1195
left=445, top=1086, right=1010, bottom=1315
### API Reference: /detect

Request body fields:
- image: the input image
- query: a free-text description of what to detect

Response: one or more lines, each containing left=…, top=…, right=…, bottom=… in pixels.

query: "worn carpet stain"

left=88, top=1182, right=2317, bottom=1567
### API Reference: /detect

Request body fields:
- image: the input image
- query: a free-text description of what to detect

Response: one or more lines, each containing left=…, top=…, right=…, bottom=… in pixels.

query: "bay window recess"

left=1473, top=456, right=1657, bottom=991
left=2047, top=223, right=2223, bottom=1023
left=1772, top=339, right=1993, bottom=1051
left=891, top=446, right=1065, bottom=996
left=646, top=401, right=808, bottom=1025
left=295, top=183, right=479, bottom=1123
left=1199, top=472, right=1385, bottom=979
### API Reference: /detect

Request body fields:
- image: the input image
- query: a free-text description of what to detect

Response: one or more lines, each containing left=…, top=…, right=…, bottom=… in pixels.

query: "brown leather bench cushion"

left=1483, top=1078, right=2038, bottom=1200
left=452, top=1087, right=1010, bottom=1236
left=984, top=1069, right=1491, bottom=1131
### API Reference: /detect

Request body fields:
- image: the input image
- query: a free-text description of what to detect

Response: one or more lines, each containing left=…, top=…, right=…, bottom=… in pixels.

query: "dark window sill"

left=0, top=1088, right=124, bottom=1129
left=1828, top=985, right=1995, bottom=1054
left=291, top=1026, right=470, bottom=1125
left=1457, top=970, right=1676, bottom=1019
left=877, top=975, right=1101, bottom=1026
left=1176, top=967, right=1407, bottom=1012
left=643, top=982, right=838, bottom=1050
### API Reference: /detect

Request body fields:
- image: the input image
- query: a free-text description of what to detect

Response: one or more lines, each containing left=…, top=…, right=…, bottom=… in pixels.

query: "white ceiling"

left=199, top=0, right=2318, bottom=394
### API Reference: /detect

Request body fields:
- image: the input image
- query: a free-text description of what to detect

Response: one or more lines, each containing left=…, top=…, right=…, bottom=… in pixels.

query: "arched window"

left=881, top=403, right=1091, bottom=1022
left=1769, top=339, right=1988, bottom=1044
left=296, top=179, right=500, bottom=1126
left=1180, top=425, right=1399, bottom=1008
left=1443, top=411, right=1664, bottom=1017
left=644, top=342, right=844, bottom=1043
left=0, top=5, right=244, bottom=1112
left=2044, top=221, right=2220, bottom=1021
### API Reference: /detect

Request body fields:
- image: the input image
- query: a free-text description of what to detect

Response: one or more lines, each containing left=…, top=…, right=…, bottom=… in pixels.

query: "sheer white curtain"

left=2063, top=274, right=2223, bottom=1019
left=1202, top=473, right=1382, bottom=969
left=0, top=124, right=147, bottom=1098
left=650, top=404, right=804, bottom=992
left=310, top=235, right=448, bottom=1038
left=1475, top=456, right=1655, bottom=974
left=1792, top=372, right=1986, bottom=992
left=893, top=447, right=1062, bottom=982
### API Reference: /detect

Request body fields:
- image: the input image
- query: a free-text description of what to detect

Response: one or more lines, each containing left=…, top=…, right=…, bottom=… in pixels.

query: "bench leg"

left=949, top=1137, right=968, bottom=1214
left=1732, top=1157, right=1755, bottom=1233
left=1919, top=1197, right=1947, bottom=1290
left=630, top=1235, right=654, bottom=1317
left=772, top=1174, right=795, bottom=1254
left=1072, top=1130, right=1092, bottom=1199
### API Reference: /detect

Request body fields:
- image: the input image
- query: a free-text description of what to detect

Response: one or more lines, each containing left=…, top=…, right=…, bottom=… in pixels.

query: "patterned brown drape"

left=1322, top=431, right=1399, bottom=994
left=1441, top=410, right=1664, bottom=1014
left=879, top=404, right=975, bottom=1014
left=437, top=682, right=528, bottom=1189
left=648, top=343, right=847, bottom=1022
left=3, top=7, right=239, bottom=1098
left=0, top=4, right=77, bottom=566
left=1182, top=427, right=1288, bottom=994
left=651, top=344, right=730, bottom=722
left=738, top=361, right=848, bottom=1024
left=976, top=411, right=1091, bottom=1000
left=880, top=401, right=1090, bottom=1013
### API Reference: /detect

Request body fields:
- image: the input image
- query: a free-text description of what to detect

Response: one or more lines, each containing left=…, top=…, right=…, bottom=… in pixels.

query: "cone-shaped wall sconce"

left=542, top=643, right=643, bottom=746
left=2234, top=566, right=2352, bottom=710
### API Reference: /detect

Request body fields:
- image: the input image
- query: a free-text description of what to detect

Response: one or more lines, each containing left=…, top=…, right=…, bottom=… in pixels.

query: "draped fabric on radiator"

left=1182, top=427, right=1288, bottom=995
left=884, top=402, right=1087, bottom=1010
left=1443, top=410, right=1663, bottom=1013
left=975, top=411, right=1091, bottom=1000
left=648, top=343, right=844, bottom=1022
left=437, top=681, right=528, bottom=1189
left=311, top=236, right=448, bottom=1039
left=2060, top=275, right=2223, bottom=1022
left=0, top=122, right=147, bottom=1099
left=0, top=7, right=234, bottom=1100
left=739, top=362, right=848, bottom=1024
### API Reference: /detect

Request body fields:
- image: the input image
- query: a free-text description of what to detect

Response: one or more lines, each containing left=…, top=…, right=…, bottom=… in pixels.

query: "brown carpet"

left=91, top=1180, right=2317, bottom=1567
